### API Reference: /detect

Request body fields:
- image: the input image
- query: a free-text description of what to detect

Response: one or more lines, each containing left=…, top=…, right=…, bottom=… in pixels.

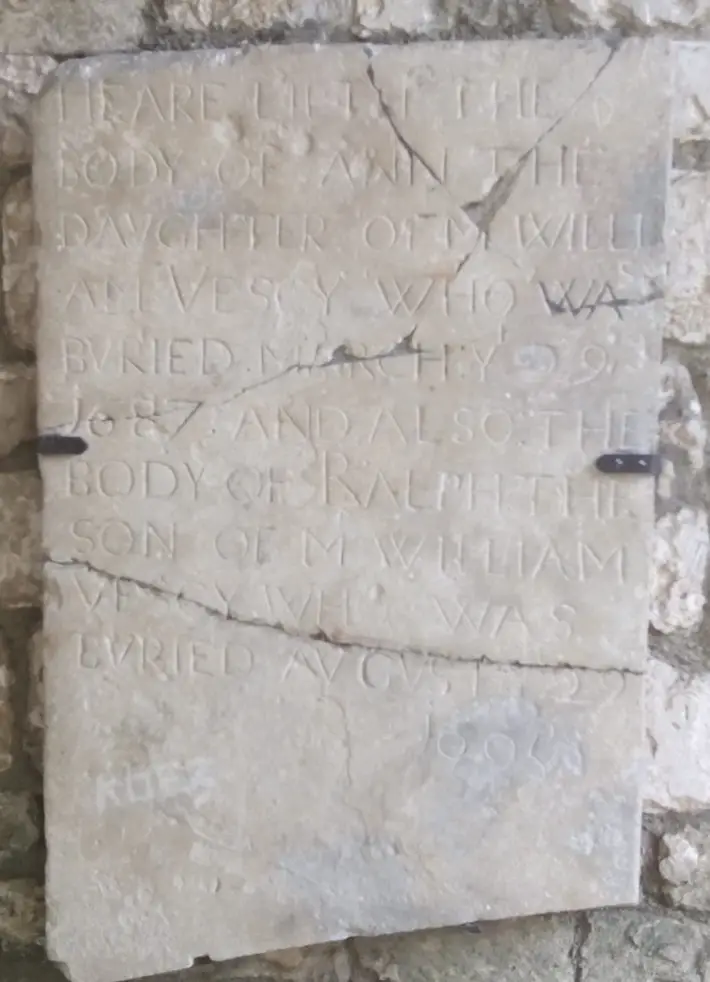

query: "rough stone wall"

left=0, top=2, right=709, bottom=981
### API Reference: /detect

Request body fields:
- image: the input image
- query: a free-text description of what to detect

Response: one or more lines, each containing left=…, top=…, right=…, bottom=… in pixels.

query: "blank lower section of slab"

left=44, top=565, right=641, bottom=982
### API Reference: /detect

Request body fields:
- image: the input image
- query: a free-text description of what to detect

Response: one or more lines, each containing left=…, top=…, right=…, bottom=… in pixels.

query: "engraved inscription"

left=37, top=44, right=665, bottom=972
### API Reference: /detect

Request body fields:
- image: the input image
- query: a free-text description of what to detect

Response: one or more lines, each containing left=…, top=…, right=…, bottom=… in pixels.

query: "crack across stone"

left=365, top=61, right=445, bottom=186
left=46, top=557, right=641, bottom=678
left=53, top=327, right=425, bottom=438
left=365, top=42, right=619, bottom=247
left=468, top=42, right=620, bottom=229
left=172, top=326, right=424, bottom=432
left=462, top=153, right=531, bottom=238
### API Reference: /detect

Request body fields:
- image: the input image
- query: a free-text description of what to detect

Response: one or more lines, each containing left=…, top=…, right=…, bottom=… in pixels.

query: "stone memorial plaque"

left=34, top=42, right=669, bottom=982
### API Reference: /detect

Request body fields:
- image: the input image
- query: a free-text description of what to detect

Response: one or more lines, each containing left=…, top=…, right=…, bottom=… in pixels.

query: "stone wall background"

left=0, top=3, right=709, bottom=980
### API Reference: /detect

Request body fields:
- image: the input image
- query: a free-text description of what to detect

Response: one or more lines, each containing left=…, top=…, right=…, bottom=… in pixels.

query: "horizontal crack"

left=46, top=557, right=641, bottom=677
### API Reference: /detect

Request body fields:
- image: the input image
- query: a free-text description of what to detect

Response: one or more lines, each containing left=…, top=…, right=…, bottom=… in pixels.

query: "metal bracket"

left=37, top=435, right=88, bottom=456
left=594, top=452, right=661, bottom=476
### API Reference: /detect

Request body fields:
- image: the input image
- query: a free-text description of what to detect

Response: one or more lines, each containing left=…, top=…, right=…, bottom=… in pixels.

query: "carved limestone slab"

left=34, top=42, right=669, bottom=982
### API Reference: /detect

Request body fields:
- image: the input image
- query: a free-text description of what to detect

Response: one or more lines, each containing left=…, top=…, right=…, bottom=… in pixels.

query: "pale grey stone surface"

left=645, top=659, right=710, bottom=810
left=33, top=42, right=669, bottom=982
left=659, top=827, right=710, bottom=910
left=43, top=567, right=644, bottom=979
left=659, top=360, right=706, bottom=481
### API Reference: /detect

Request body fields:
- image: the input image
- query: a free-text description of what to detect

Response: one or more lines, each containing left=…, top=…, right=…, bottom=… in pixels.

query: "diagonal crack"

left=365, top=42, right=618, bottom=251
left=54, top=328, right=424, bottom=439
left=324, top=326, right=422, bottom=366
left=46, top=556, right=641, bottom=678
left=462, top=152, right=531, bottom=238
left=461, top=42, right=619, bottom=237
left=168, top=327, right=424, bottom=433
left=362, top=47, right=617, bottom=276
left=365, top=62, right=444, bottom=187
left=364, top=52, right=524, bottom=274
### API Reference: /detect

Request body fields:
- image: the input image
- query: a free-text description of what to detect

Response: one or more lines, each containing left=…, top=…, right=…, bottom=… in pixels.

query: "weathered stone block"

left=668, top=43, right=710, bottom=344
left=133, top=941, right=344, bottom=982
left=0, top=881, right=43, bottom=946
left=34, top=42, right=669, bottom=981
left=23, top=628, right=42, bottom=773
left=0, top=473, right=41, bottom=607
left=354, top=0, right=447, bottom=35
left=0, top=366, right=35, bottom=458
left=0, top=635, right=14, bottom=774
left=659, top=825, right=710, bottom=910
left=659, top=360, right=706, bottom=483
left=0, top=793, right=40, bottom=865
left=650, top=509, right=708, bottom=634
left=448, top=0, right=556, bottom=32
left=584, top=909, right=710, bottom=982
left=0, top=1, right=144, bottom=56
left=0, top=56, right=56, bottom=167
left=162, top=0, right=352, bottom=32
left=351, top=915, right=574, bottom=982
left=646, top=659, right=710, bottom=810
left=0, top=957, right=68, bottom=982
left=3, top=176, right=36, bottom=353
